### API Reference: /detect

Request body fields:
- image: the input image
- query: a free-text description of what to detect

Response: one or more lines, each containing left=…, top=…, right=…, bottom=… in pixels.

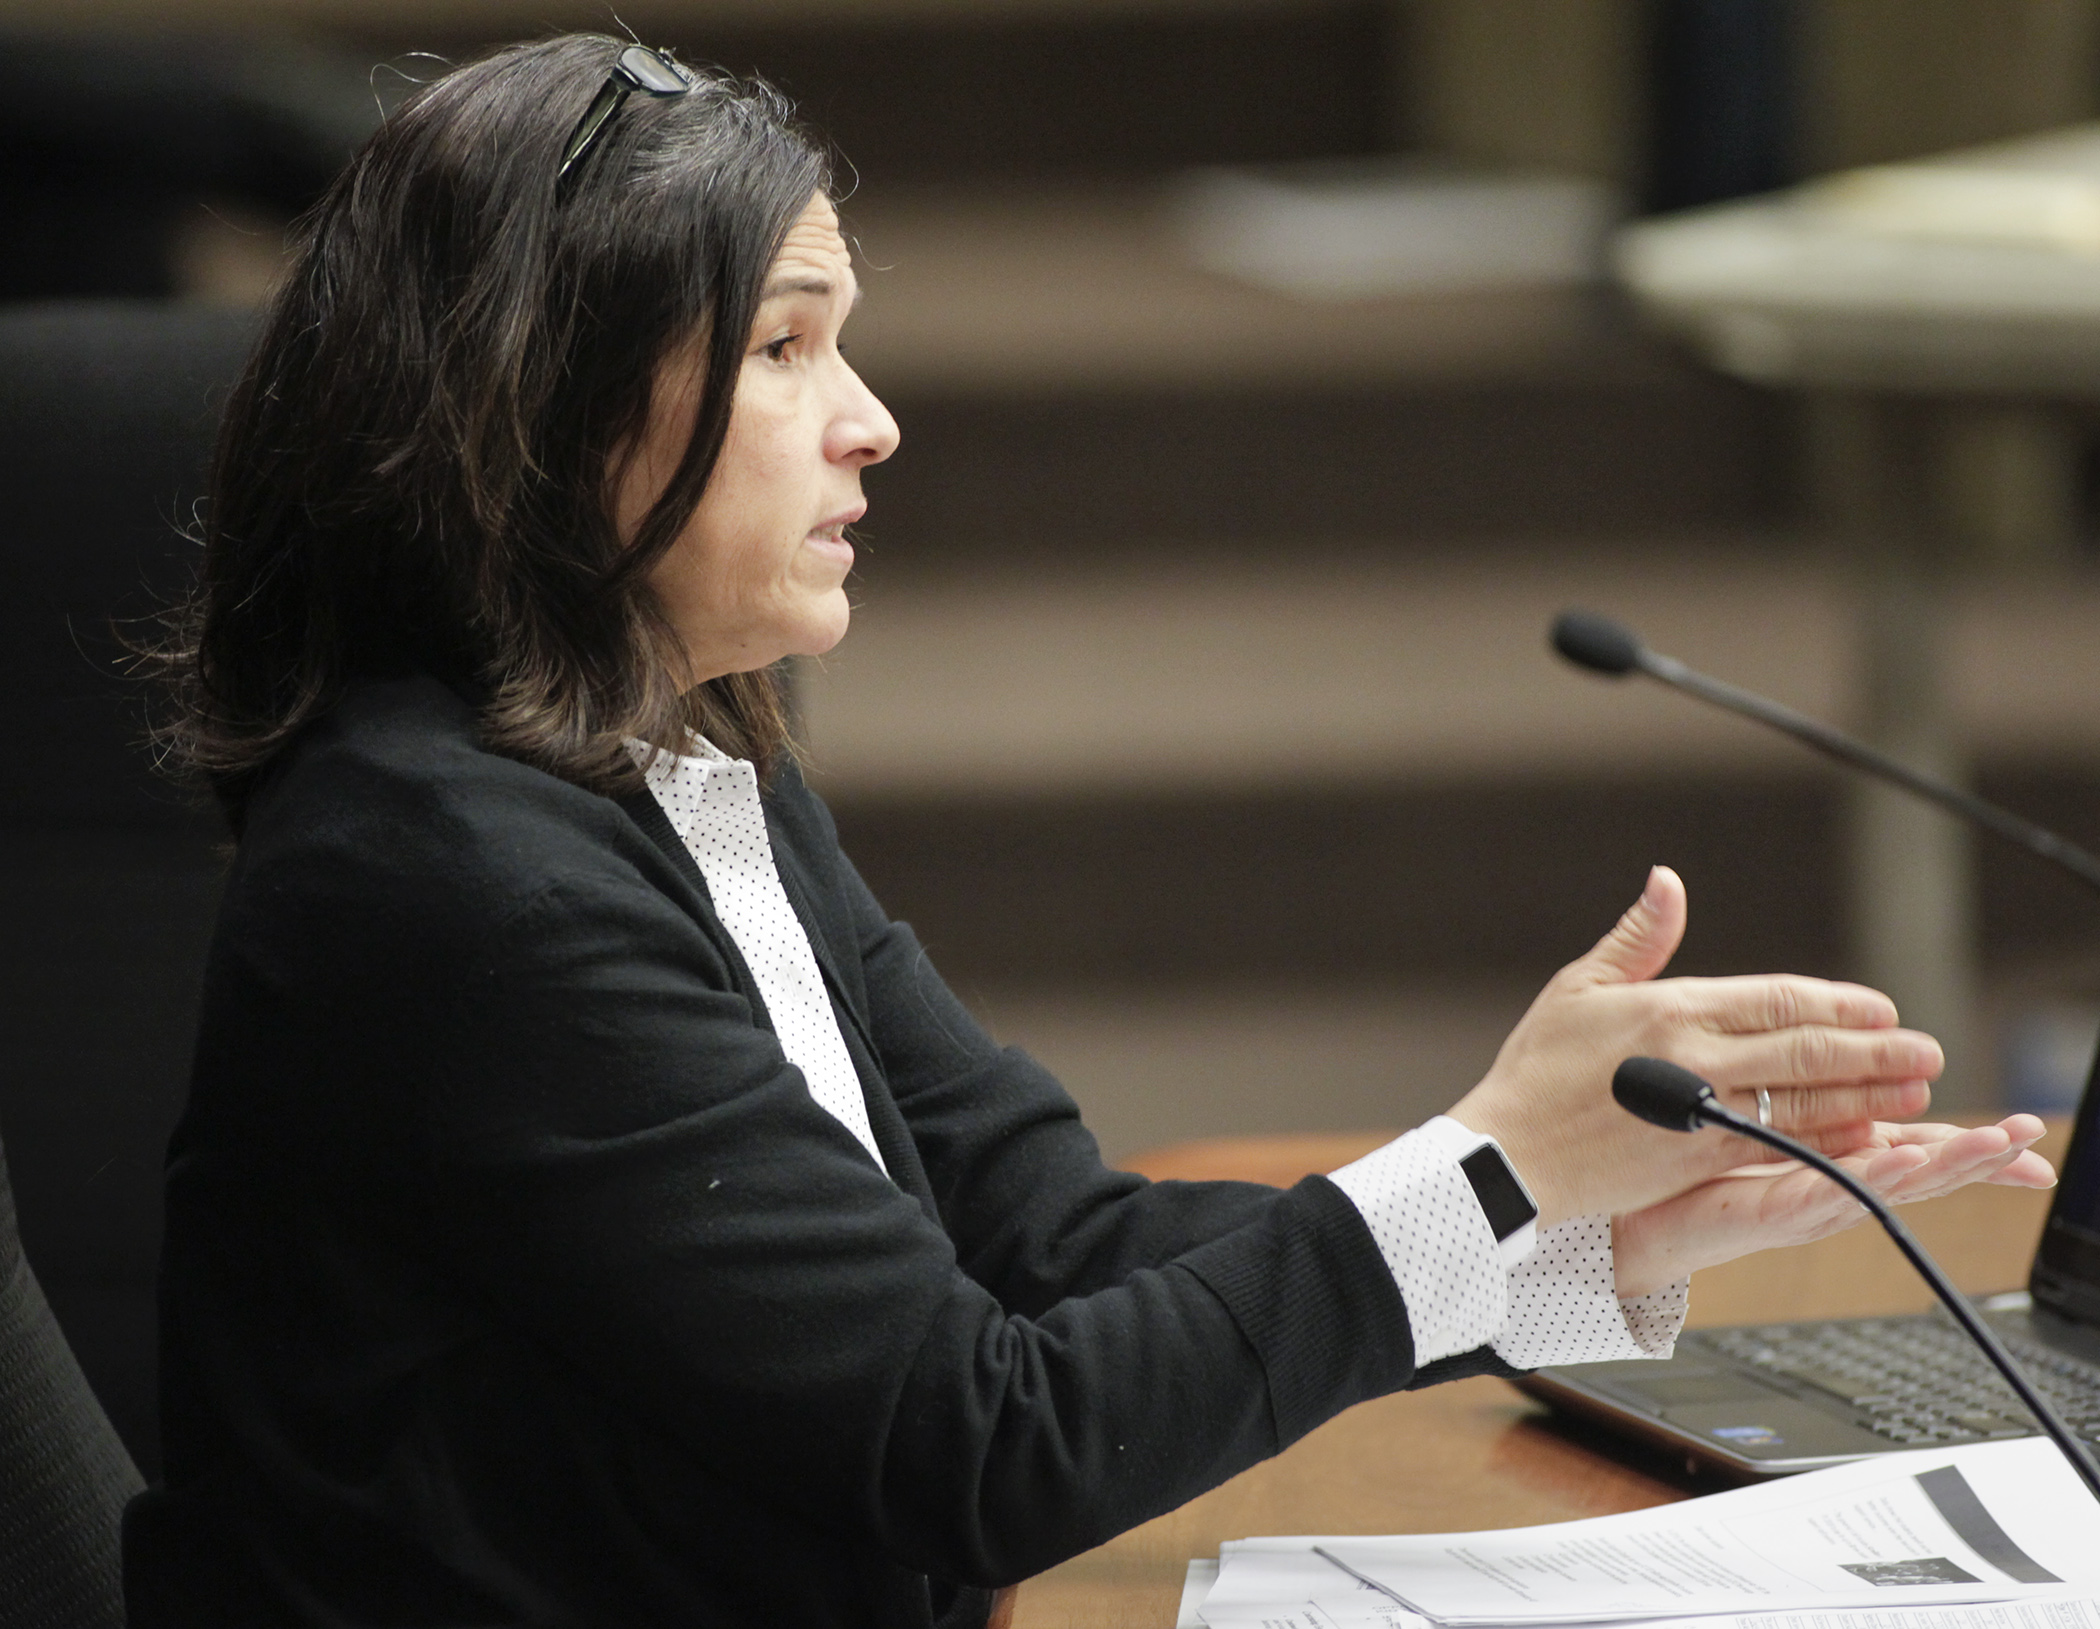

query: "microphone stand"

left=1639, top=651, right=2100, bottom=897
left=1617, top=1057, right=2100, bottom=1504
left=1549, top=609, right=2100, bottom=897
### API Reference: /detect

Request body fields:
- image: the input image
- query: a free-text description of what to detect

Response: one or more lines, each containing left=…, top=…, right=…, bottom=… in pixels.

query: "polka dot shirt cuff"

left=1492, top=1215, right=1689, bottom=1370
left=1330, top=1124, right=1689, bottom=1371
left=1328, top=1120, right=1508, bottom=1366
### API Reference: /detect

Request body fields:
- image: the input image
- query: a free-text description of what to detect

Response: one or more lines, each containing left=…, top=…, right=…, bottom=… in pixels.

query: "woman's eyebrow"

left=760, top=275, right=864, bottom=307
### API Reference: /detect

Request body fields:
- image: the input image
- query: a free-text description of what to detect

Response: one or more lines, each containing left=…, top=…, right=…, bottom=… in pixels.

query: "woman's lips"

left=806, top=506, right=863, bottom=559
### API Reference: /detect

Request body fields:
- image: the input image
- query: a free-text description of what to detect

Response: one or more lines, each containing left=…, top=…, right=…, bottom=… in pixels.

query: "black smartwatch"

left=1459, top=1142, right=1539, bottom=1269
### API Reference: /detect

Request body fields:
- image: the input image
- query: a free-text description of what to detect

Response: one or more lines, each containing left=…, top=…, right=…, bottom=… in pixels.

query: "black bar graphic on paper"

left=1914, top=1465, right=2062, bottom=1583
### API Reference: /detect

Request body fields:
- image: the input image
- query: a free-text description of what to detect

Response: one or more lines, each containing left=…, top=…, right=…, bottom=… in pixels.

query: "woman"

left=125, top=35, right=2050, bottom=1629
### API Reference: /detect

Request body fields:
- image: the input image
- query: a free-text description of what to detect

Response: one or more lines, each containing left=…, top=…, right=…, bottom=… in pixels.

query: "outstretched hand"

left=1611, top=1116, right=2056, bottom=1299
left=1448, top=866, right=1942, bottom=1227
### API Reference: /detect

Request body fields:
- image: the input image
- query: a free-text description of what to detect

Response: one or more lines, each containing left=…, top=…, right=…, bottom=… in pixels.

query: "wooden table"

left=1008, top=1121, right=2071, bottom=1629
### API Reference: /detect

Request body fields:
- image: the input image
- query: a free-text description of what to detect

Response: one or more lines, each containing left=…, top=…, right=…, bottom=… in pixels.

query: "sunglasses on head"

left=557, top=44, right=695, bottom=188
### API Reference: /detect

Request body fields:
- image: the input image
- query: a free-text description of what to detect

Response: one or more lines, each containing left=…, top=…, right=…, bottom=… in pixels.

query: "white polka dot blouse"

left=637, top=735, right=887, bottom=1174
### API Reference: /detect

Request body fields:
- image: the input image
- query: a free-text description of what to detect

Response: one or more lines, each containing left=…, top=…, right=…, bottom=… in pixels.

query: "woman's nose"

left=831, top=369, right=900, bottom=469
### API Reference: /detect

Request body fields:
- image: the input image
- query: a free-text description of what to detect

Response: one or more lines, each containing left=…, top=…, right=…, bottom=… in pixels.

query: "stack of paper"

left=1180, top=1439, right=2100, bottom=1629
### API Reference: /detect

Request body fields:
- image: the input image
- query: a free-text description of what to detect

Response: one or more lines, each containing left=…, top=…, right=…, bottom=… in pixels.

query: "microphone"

left=1550, top=610, right=2100, bottom=896
left=1613, top=1055, right=2100, bottom=1502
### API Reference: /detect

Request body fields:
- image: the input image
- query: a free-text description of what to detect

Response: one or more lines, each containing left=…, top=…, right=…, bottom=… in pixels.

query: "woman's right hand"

left=1445, top=865, right=1943, bottom=1228
left=1610, top=1114, right=2054, bottom=1298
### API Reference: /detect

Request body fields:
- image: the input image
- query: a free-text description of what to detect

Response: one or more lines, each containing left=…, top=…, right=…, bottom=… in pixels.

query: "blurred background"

left=9, top=0, right=2100, bottom=1476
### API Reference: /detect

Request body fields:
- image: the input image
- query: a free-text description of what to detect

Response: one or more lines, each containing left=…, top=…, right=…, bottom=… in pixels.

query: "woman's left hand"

left=1611, top=1116, right=2057, bottom=1299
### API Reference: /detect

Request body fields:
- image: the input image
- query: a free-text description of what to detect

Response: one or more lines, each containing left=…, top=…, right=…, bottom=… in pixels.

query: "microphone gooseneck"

left=1549, top=609, right=2100, bottom=897
left=1613, top=1056, right=2100, bottom=1503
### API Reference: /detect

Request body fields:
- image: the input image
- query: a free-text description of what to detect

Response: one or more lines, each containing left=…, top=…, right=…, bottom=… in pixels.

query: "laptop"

left=1517, top=1042, right=2100, bottom=1478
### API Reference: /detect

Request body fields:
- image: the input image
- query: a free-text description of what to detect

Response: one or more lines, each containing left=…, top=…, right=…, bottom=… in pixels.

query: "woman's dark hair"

left=152, top=34, right=831, bottom=826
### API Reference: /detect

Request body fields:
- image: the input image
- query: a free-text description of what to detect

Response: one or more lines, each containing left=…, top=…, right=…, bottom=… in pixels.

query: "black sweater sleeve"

left=418, top=855, right=1418, bottom=1586
left=767, top=765, right=1362, bottom=1320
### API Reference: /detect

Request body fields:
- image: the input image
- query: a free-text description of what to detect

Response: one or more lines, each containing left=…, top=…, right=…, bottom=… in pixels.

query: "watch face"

left=1460, top=1144, right=1539, bottom=1242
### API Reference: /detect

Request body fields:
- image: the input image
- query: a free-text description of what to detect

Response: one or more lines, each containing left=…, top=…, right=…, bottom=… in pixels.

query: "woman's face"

left=619, top=192, right=899, bottom=685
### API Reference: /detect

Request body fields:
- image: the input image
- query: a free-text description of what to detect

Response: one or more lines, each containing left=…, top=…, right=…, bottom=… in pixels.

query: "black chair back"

left=0, top=1128, right=138, bottom=1629
left=0, top=300, right=255, bottom=1481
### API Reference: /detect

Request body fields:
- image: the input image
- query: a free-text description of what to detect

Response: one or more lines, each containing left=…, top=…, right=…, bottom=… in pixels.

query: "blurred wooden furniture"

left=1009, top=1118, right=2069, bottom=1628
left=1617, top=125, right=2100, bottom=1112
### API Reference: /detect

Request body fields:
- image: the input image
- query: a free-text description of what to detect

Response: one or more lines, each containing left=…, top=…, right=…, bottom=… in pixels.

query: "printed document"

left=1207, top=1439, right=2100, bottom=1626
left=1195, top=1594, right=2100, bottom=1629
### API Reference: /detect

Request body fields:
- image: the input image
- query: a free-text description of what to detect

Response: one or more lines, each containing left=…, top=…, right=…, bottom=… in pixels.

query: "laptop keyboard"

left=1698, top=1316, right=2100, bottom=1447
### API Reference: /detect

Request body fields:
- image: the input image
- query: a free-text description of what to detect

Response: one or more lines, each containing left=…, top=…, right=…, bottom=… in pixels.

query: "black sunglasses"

left=557, top=45, right=695, bottom=187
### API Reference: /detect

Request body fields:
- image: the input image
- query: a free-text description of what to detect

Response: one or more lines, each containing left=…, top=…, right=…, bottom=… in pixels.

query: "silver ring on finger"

left=1757, top=1087, right=1774, bottom=1129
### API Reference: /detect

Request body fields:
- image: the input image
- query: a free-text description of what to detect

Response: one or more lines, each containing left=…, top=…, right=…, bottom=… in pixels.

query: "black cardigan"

left=123, top=672, right=1510, bottom=1628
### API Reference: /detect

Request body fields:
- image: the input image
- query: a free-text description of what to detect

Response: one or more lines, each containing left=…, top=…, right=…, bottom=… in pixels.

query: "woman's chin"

left=678, top=594, right=852, bottom=680
left=791, top=592, right=853, bottom=657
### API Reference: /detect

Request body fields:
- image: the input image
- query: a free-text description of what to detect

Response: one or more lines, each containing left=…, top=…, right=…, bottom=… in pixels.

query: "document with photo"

left=1197, top=1588, right=2100, bottom=1629
left=1216, top=1439, right=2100, bottom=1626
left=1607, top=1598, right=2100, bottom=1629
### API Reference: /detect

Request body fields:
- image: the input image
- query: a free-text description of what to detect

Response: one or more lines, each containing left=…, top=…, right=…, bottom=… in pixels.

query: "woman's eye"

left=761, top=334, right=798, bottom=363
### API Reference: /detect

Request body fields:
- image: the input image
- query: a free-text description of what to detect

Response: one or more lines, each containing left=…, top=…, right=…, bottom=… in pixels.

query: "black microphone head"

left=1551, top=610, right=1644, bottom=677
left=1612, top=1056, right=1718, bottom=1132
